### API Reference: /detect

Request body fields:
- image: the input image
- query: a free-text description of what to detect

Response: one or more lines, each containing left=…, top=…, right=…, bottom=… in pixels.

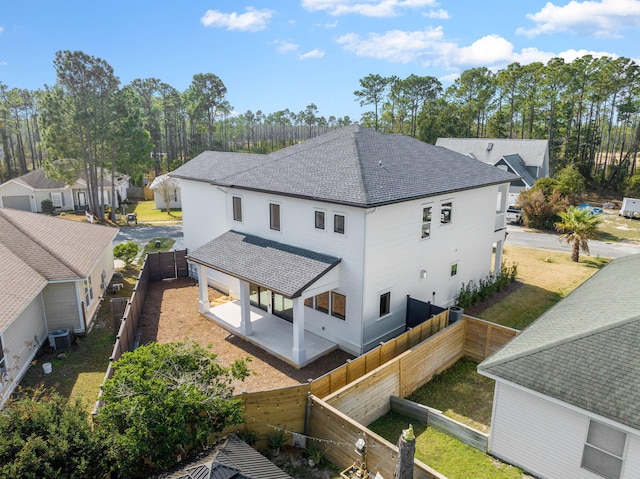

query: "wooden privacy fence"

left=307, top=395, right=447, bottom=479
left=390, top=396, right=489, bottom=452
left=92, top=250, right=188, bottom=415
left=463, top=316, right=519, bottom=361
left=310, top=310, right=450, bottom=398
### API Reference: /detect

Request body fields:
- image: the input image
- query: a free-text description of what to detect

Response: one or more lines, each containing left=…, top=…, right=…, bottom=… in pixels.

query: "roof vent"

left=487, top=142, right=493, bottom=151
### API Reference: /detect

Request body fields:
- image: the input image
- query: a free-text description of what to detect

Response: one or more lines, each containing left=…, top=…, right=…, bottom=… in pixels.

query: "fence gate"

left=406, top=296, right=446, bottom=330
left=147, top=250, right=189, bottom=281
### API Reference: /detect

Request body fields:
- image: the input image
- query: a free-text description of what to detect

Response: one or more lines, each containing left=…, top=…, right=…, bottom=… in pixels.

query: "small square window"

left=304, top=297, right=314, bottom=308
left=315, top=292, right=329, bottom=313
left=233, top=196, right=242, bottom=222
left=315, top=211, right=325, bottom=230
left=270, top=203, right=281, bottom=231
left=379, top=292, right=391, bottom=317
left=441, top=202, right=452, bottom=224
left=450, top=263, right=458, bottom=277
left=331, top=292, right=346, bottom=320
left=334, top=214, right=345, bottom=234
left=421, top=206, right=432, bottom=239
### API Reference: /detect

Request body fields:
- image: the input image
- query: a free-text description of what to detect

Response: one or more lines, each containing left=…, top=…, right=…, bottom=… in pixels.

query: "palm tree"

left=555, top=206, right=602, bottom=262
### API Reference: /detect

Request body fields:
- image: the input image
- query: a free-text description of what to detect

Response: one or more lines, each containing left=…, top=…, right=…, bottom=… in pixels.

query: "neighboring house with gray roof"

left=435, top=138, right=549, bottom=205
left=0, top=167, right=130, bottom=213
left=172, top=125, right=516, bottom=367
left=158, top=434, right=291, bottom=479
left=478, top=253, right=640, bottom=479
left=149, top=173, right=181, bottom=210
left=0, top=208, right=117, bottom=407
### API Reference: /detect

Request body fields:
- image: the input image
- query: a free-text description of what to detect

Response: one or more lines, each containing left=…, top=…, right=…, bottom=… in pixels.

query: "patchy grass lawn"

left=474, top=246, right=609, bottom=330
left=140, top=237, right=176, bottom=259
left=594, top=212, right=640, bottom=243
left=407, top=358, right=494, bottom=432
left=17, top=267, right=139, bottom=413
left=125, top=200, right=182, bottom=223
left=369, top=413, right=524, bottom=479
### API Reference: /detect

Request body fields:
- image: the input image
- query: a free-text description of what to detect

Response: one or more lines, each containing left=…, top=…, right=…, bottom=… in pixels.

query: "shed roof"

left=171, top=125, right=516, bottom=208
left=188, top=231, right=340, bottom=298
left=479, top=253, right=640, bottom=430
left=0, top=208, right=118, bottom=330
left=158, top=435, right=292, bottom=479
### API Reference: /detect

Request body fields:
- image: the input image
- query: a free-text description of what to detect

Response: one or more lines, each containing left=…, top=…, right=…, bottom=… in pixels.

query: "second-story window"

left=441, top=202, right=452, bottom=225
left=315, top=211, right=325, bottom=230
left=421, top=206, right=432, bottom=238
left=334, top=214, right=345, bottom=234
left=270, top=203, right=281, bottom=231
left=232, top=196, right=242, bottom=222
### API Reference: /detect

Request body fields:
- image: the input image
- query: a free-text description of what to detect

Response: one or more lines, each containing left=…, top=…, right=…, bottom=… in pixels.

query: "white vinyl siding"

left=489, top=382, right=640, bottom=479
left=42, top=282, right=81, bottom=331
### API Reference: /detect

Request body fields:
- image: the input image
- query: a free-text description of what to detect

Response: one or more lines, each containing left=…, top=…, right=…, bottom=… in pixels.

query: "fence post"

left=395, top=425, right=416, bottom=479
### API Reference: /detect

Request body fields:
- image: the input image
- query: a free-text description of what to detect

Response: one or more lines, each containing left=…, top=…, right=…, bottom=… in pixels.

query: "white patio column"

left=198, top=264, right=210, bottom=314
left=494, top=237, right=504, bottom=275
left=291, top=298, right=306, bottom=366
left=239, top=280, right=252, bottom=336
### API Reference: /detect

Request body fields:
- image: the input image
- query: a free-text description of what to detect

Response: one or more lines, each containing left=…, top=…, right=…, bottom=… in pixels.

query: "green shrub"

left=41, top=198, right=55, bottom=214
left=456, top=261, right=518, bottom=309
left=0, top=388, right=106, bottom=478
left=113, top=241, right=139, bottom=267
left=267, top=428, right=287, bottom=454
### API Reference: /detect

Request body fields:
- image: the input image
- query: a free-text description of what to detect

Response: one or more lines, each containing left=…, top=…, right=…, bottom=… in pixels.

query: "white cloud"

left=0, top=61, right=7, bottom=66
left=299, top=49, right=326, bottom=59
left=0, top=26, right=4, bottom=34
left=273, top=40, right=300, bottom=54
left=518, top=0, right=640, bottom=38
left=302, top=0, right=439, bottom=17
left=337, top=27, right=567, bottom=70
left=423, top=9, right=449, bottom=19
left=200, top=7, right=274, bottom=32
left=556, top=48, right=620, bottom=62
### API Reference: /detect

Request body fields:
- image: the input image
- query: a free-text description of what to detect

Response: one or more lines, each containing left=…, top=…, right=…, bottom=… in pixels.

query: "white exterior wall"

left=361, top=185, right=499, bottom=349
left=0, top=294, right=48, bottom=406
left=84, top=245, right=116, bottom=330
left=181, top=179, right=229, bottom=253
left=153, top=189, right=182, bottom=210
left=0, top=181, right=37, bottom=211
left=34, top=189, right=75, bottom=212
left=490, top=381, right=640, bottom=479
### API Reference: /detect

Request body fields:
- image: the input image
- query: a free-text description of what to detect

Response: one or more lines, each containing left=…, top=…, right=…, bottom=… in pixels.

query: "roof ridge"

left=482, top=311, right=640, bottom=370
left=0, top=210, right=84, bottom=278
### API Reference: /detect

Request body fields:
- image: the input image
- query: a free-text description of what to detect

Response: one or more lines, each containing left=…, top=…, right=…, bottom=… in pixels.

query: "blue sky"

left=2, top=0, right=640, bottom=120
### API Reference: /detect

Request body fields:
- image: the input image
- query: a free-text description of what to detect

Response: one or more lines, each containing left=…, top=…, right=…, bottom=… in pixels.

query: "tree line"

left=2, top=51, right=640, bottom=214
left=355, top=55, right=640, bottom=193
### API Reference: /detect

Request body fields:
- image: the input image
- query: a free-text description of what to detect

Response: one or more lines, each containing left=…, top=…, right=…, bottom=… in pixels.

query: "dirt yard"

left=138, top=277, right=353, bottom=392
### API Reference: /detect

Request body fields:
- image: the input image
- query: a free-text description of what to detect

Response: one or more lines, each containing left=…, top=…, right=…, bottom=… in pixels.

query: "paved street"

left=113, top=224, right=184, bottom=250
left=506, top=224, right=640, bottom=259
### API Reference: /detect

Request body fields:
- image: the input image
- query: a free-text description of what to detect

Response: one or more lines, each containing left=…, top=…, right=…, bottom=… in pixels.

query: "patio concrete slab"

left=205, top=301, right=337, bottom=369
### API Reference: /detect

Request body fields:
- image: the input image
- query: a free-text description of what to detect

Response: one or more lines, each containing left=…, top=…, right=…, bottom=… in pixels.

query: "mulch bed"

left=138, top=277, right=354, bottom=392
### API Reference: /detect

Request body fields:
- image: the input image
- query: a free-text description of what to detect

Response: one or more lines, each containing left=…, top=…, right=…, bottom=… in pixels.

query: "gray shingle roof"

left=158, top=435, right=292, bottom=479
left=435, top=137, right=549, bottom=170
left=171, top=125, right=517, bottom=208
left=9, top=167, right=129, bottom=190
left=188, top=231, right=340, bottom=298
left=0, top=208, right=118, bottom=330
left=479, top=253, right=640, bottom=430
left=499, top=154, right=537, bottom=188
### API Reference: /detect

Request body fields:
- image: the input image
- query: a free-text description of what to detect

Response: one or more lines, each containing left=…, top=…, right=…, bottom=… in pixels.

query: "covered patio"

left=189, top=231, right=342, bottom=368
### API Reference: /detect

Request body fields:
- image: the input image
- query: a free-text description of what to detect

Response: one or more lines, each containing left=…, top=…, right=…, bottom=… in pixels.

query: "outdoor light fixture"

left=355, top=438, right=366, bottom=456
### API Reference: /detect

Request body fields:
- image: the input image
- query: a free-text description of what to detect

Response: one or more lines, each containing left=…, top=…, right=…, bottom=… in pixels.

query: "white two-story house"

left=171, top=125, right=516, bottom=367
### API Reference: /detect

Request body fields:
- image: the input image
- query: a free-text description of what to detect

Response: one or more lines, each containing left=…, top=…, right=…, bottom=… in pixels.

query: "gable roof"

left=0, top=208, right=118, bottom=330
left=479, top=253, right=640, bottom=430
left=9, top=167, right=129, bottom=191
left=149, top=174, right=180, bottom=190
left=188, top=231, right=341, bottom=298
left=171, top=125, right=517, bottom=208
left=498, top=154, right=537, bottom=188
left=435, top=138, right=549, bottom=171
left=158, top=434, right=292, bottom=479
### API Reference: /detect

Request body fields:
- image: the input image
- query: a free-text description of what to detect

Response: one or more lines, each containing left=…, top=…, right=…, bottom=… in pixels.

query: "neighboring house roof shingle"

left=158, top=435, right=292, bottom=479
left=171, top=125, right=517, bottom=208
left=189, top=231, right=340, bottom=298
left=479, top=253, right=640, bottom=430
left=10, top=167, right=129, bottom=190
left=435, top=137, right=549, bottom=171
left=0, top=208, right=118, bottom=329
left=499, top=154, right=537, bottom=188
